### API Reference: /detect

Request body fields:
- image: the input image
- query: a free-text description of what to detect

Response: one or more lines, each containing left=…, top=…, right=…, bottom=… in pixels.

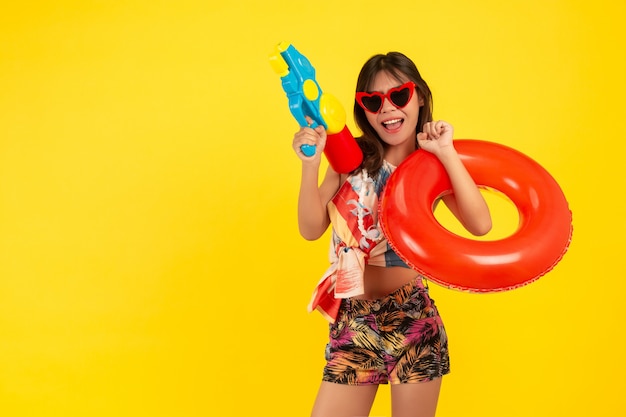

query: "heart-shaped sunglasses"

left=355, top=81, right=416, bottom=114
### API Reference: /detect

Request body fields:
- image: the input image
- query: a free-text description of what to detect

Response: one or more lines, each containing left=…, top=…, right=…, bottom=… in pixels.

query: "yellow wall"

left=1, top=1, right=624, bottom=416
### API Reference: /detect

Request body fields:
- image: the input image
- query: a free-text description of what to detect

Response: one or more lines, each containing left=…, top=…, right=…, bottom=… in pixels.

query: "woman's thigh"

left=311, top=381, right=379, bottom=417
left=391, top=378, right=442, bottom=417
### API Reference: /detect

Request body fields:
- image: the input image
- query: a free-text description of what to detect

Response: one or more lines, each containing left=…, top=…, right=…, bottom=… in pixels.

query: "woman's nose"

left=380, top=96, right=395, bottom=112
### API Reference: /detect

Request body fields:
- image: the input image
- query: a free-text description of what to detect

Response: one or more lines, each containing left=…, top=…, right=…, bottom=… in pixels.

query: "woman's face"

left=363, top=71, right=423, bottom=149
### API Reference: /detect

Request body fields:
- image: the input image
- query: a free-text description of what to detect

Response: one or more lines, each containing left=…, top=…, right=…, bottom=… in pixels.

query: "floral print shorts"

left=322, top=277, right=450, bottom=385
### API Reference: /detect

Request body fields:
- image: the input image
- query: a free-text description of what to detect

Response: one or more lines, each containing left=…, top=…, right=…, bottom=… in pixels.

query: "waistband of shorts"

left=346, top=275, right=426, bottom=315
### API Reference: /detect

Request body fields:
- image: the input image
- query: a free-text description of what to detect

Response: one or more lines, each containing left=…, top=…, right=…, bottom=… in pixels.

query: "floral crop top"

left=307, top=160, right=409, bottom=322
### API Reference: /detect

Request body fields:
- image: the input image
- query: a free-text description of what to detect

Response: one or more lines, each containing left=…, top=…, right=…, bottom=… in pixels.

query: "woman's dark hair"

left=353, top=52, right=433, bottom=177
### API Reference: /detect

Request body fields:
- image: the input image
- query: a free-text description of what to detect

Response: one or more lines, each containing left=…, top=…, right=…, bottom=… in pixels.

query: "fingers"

left=421, top=120, right=443, bottom=138
left=421, top=120, right=453, bottom=140
left=421, top=121, right=435, bottom=140
left=292, top=124, right=326, bottom=159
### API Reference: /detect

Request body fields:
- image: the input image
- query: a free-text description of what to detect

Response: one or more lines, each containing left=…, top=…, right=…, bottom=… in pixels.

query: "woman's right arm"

left=293, top=124, right=341, bottom=241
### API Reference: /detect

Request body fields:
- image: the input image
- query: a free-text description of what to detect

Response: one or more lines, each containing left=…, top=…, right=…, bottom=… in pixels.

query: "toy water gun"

left=269, top=42, right=363, bottom=174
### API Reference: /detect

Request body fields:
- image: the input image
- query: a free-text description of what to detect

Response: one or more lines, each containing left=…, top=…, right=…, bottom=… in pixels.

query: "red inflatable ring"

left=379, top=139, right=572, bottom=292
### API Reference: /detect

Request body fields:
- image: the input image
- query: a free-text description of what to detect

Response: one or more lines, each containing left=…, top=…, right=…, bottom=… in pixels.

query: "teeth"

left=383, top=119, right=402, bottom=125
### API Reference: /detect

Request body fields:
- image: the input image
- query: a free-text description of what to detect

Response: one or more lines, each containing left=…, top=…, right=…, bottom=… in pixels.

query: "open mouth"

left=382, top=118, right=404, bottom=132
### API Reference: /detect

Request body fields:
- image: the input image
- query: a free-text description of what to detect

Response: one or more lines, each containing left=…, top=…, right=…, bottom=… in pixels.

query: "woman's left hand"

left=417, top=120, right=455, bottom=156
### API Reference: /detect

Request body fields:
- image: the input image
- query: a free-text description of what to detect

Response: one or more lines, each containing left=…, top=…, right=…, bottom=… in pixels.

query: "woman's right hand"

left=292, top=117, right=327, bottom=164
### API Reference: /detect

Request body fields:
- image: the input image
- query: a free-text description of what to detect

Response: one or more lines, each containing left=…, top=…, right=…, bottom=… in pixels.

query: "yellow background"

left=1, top=1, right=624, bottom=416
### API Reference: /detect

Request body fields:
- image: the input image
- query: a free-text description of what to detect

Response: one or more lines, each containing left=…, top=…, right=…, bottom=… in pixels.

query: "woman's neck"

left=384, top=137, right=417, bottom=166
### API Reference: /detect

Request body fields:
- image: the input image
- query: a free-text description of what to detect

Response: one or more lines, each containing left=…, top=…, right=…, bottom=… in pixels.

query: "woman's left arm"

left=418, top=121, right=492, bottom=236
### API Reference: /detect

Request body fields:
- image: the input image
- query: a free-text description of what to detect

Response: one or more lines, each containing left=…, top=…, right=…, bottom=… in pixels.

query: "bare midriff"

left=353, top=265, right=419, bottom=300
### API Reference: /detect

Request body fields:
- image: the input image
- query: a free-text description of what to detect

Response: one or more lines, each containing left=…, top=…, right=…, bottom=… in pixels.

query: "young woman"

left=292, top=52, right=492, bottom=417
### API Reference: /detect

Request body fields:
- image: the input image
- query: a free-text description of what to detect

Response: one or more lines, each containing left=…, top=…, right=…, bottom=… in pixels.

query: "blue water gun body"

left=270, top=42, right=326, bottom=156
left=269, top=42, right=363, bottom=173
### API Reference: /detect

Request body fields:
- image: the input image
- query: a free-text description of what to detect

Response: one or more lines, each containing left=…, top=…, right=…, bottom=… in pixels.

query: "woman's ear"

left=417, top=93, right=425, bottom=107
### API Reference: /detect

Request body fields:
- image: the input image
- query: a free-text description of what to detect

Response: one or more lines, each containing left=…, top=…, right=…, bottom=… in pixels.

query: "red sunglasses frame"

left=355, top=81, right=416, bottom=114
